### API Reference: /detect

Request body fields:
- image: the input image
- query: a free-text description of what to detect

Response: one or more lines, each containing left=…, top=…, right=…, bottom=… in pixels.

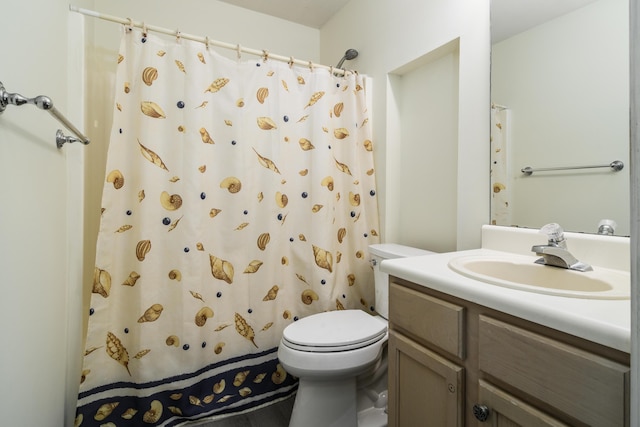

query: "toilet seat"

left=282, top=309, right=387, bottom=352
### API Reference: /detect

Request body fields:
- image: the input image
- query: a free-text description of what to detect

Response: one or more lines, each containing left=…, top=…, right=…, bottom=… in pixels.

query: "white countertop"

left=381, top=248, right=631, bottom=353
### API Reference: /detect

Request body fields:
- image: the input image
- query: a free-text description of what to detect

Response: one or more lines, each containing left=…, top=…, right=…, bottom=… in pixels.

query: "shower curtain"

left=76, top=27, right=380, bottom=426
left=490, top=105, right=511, bottom=226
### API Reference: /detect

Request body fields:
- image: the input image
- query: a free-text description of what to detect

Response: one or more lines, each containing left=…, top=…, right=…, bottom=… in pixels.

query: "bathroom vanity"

left=382, top=226, right=631, bottom=427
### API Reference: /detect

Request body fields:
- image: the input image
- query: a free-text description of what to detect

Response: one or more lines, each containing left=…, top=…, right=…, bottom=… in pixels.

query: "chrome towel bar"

left=0, top=81, right=90, bottom=148
left=521, top=160, right=624, bottom=176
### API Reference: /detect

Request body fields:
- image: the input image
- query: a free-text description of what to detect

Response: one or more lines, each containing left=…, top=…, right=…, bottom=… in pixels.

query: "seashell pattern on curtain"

left=490, top=106, right=511, bottom=226
left=75, top=28, right=380, bottom=426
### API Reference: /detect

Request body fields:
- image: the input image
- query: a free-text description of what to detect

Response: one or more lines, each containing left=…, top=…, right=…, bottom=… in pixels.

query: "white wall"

left=0, top=1, right=90, bottom=426
left=392, top=43, right=460, bottom=252
left=320, top=0, right=491, bottom=251
left=492, top=0, right=629, bottom=235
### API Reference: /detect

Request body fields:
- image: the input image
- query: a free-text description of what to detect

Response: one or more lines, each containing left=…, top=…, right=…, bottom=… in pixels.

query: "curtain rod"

left=69, top=5, right=349, bottom=76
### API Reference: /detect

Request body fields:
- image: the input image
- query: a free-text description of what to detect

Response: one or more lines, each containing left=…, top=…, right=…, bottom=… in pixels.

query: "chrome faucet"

left=531, top=223, right=592, bottom=272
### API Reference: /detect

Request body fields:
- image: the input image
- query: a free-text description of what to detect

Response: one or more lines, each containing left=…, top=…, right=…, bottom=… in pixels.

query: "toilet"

left=278, top=243, right=434, bottom=427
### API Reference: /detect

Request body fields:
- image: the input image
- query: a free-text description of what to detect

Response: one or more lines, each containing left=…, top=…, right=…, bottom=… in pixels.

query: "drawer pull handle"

left=472, top=404, right=490, bottom=422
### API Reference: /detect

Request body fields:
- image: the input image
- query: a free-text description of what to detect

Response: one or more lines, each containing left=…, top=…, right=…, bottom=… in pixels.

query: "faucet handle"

left=539, top=223, right=566, bottom=247
left=597, top=219, right=617, bottom=235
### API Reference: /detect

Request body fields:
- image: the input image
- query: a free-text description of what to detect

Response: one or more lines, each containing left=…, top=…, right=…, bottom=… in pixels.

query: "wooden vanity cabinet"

left=387, top=278, right=630, bottom=427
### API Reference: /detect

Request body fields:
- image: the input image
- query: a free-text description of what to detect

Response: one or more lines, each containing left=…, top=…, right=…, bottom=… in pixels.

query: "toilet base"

left=288, top=377, right=357, bottom=427
left=358, top=404, right=388, bottom=427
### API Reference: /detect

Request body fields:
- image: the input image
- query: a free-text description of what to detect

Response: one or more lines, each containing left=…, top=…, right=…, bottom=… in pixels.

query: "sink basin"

left=448, top=254, right=629, bottom=299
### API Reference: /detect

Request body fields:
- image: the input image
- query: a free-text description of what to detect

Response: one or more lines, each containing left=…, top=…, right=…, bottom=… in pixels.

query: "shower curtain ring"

left=125, top=18, right=133, bottom=32
left=236, top=44, right=242, bottom=59
left=175, top=29, right=182, bottom=43
left=288, top=56, right=295, bottom=68
left=262, top=50, right=269, bottom=62
left=308, top=61, right=314, bottom=71
left=205, top=36, right=210, bottom=50
left=142, top=21, right=148, bottom=37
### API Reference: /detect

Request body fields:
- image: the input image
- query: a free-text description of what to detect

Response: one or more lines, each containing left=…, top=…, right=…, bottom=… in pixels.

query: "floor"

left=193, top=395, right=295, bottom=427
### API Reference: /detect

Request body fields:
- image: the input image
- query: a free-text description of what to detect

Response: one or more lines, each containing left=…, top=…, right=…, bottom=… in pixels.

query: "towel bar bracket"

left=0, top=82, right=53, bottom=113
left=0, top=81, right=7, bottom=113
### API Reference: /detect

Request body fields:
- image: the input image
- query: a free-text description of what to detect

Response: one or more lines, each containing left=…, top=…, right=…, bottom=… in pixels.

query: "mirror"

left=490, top=0, right=630, bottom=235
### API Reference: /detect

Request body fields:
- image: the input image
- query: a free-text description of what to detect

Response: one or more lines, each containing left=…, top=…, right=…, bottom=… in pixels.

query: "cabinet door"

left=476, top=380, right=570, bottom=427
left=388, top=331, right=464, bottom=427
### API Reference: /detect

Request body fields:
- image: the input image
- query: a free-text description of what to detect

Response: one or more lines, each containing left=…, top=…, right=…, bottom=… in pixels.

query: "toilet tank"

left=369, top=244, right=435, bottom=319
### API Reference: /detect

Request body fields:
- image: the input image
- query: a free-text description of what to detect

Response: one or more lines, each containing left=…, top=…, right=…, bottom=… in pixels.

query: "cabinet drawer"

left=390, top=282, right=465, bottom=359
left=479, top=316, right=629, bottom=427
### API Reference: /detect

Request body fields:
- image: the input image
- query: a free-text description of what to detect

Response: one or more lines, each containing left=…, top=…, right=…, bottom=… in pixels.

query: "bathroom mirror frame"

left=490, top=0, right=630, bottom=235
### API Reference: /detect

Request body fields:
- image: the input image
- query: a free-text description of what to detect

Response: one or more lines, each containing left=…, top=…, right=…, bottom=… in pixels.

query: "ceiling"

left=219, top=0, right=351, bottom=28
left=220, top=0, right=600, bottom=40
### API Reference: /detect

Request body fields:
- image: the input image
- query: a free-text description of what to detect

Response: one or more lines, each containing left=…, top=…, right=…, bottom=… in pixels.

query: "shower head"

left=335, top=48, right=359, bottom=69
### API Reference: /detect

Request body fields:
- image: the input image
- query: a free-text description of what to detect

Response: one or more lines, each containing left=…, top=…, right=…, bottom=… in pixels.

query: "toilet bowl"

left=278, top=244, right=434, bottom=427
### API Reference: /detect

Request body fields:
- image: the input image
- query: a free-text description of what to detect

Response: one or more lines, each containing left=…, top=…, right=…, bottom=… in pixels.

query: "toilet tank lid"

left=369, top=243, right=434, bottom=259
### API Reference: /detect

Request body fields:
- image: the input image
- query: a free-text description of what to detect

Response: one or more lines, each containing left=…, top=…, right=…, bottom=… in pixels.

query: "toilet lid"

left=282, top=309, right=387, bottom=352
